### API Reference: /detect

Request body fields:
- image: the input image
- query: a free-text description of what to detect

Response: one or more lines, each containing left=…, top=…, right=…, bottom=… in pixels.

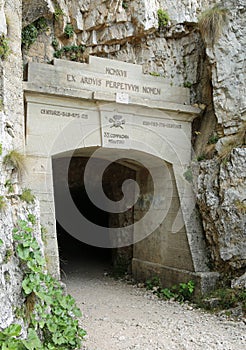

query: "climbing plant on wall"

left=0, top=219, right=86, bottom=349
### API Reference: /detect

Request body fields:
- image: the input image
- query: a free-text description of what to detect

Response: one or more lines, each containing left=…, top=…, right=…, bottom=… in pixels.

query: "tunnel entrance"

left=52, top=150, right=141, bottom=277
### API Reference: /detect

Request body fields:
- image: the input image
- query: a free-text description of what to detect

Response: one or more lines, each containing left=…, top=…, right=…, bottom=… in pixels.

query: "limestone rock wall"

left=0, top=198, right=42, bottom=330
left=0, top=0, right=45, bottom=331
left=193, top=148, right=246, bottom=273
left=193, top=0, right=246, bottom=281
left=205, top=0, right=245, bottom=137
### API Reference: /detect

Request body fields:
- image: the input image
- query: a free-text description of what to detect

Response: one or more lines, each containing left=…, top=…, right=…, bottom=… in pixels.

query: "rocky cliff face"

left=193, top=0, right=246, bottom=282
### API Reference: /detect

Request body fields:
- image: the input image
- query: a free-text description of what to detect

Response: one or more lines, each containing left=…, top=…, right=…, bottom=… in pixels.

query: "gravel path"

left=61, top=254, right=246, bottom=350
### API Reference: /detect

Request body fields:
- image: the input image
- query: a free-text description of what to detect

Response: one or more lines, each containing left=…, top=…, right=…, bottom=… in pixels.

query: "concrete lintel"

left=23, top=82, right=93, bottom=101
left=132, top=258, right=220, bottom=295
left=24, top=82, right=200, bottom=119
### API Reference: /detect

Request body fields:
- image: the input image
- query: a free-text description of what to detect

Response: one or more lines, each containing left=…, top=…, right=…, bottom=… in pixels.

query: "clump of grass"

left=3, top=149, right=25, bottom=174
left=234, top=199, right=246, bottom=214
left=0, top=196, right=7, bottom=211
left=20, top=188, right=35, bottom=204
left=0, top=34, right=11, bottom=59
left=198, top=4, right=228, bottom=45
left=157, top=9, right=170, bottom=30
left=198, top=288, right=246, bottom=314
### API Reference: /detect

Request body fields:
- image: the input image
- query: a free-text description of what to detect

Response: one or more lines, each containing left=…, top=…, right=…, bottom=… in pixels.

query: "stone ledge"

left=132, top=258, right=220, bottom=295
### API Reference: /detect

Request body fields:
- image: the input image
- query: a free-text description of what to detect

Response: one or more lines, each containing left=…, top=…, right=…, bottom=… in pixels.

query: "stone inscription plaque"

left=101, top=111, right=132, bottom=149
left=26, top=56, right=190, bottom=105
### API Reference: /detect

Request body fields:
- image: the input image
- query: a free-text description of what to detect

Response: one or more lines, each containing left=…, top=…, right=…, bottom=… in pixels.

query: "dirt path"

left=62, top=257, right=245, bottom=350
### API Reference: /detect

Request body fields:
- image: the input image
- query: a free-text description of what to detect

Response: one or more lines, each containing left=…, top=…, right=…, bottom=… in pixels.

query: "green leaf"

left=22, top=278, right=33, bottom=295
left=17, top=244, right=30, bottom=260
left=72, top=307, right=82, bottom=318
left=0, top=238, right=3, bottom=247
left=2, top=324, right=22, bottom=337
left=22, top=328, right=43, bottom=350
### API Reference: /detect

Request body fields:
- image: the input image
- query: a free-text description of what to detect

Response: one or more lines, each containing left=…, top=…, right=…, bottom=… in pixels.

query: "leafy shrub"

left=64, top=24, right=74, bottom=39
left=54, top=44, right=85, bottom=62
left=157, top=9, right=170, bottom=29
left=145, top=277, right=195, bottom=302
left=22, top=17, right=48, bottom=49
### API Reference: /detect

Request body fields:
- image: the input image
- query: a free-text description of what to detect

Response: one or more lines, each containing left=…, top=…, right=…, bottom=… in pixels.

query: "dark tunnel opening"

left=53, top=154, right=138, bottom=277
left=56, top=184, right=113, bottom=276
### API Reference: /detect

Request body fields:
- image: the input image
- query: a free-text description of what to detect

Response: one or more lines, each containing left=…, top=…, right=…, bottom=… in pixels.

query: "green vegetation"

left=183, top=167, right=193, bottom=183
left=183, top=81, right=192, bottom=88
left=198, top=4, right=228, bottom=45
left=3, top=248, right=13, bottom=264
left=149, top=71, right=161, bottom=77
left=3, top=149, right=25, bottom=174
left=53, top=44, right=85, bottom=62
left=64, top=24, right=74, bottom=39
left=0, top=220, right=86, bottom=349
left=41, top=225, right=48, bottom=244
left=197, top=288, right=246, bottom=315
left=208, top=133, right=219, bottom=144
left=22, top=17, right=48, bottom=49
left=0, top=238, right=3, bottom=247
left=20, top=188, right=35, bottom=204
left=122, top=1, right=129, bottom=10
left=146, top=277, right=195, bottom=302
left=27, top=213, right=36, bottom=225
left=145, top=277, right=245, bottom=317
left=0, top=196, right=6, bottom=211
left=196, top=154, right=206, bottom=162
left=54, top=7, right=65, bottom=21
left=4, top=179, right=14, bottom=194
left=157, top=9, right=170, bottom=30
left=52, top=37, right=59, bottom=50
left=0, top=34, right=11, bottom=60
left=4, top=271, right=11, bottom=283
left=234, top=199, right=246, bottom=214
